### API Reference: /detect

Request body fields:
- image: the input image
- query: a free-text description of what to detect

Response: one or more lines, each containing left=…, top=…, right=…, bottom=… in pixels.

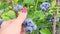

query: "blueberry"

left=22, top=18, right=37, bottom=33
left=22, top=20, right=28, bottom=27
left=40, top=2, right=50, bottom=13
left=24, top=18, right=34, bottom=26
left=32, top=25, right=37, bottom=30
left=49, top=17, right=54, bottom=23
left=42, top=2, right=50, bottom=9
left=14, top=6, right=18, bottom=12
left=40, top=6, right=46, bottom=13
left=17, top=5, right=23, bottom=10
left=25, top=26, right=33, bottom=33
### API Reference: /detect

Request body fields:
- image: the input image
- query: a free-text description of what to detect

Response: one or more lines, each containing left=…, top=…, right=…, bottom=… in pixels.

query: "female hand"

left=0, top=8, right=27, bottom=34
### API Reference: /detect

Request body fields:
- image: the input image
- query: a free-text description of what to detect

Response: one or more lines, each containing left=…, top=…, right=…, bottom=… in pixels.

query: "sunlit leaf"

left=1, top=14, right=11, bottom=21
left=14, top=0, right=18, bottom=3
left=40, top=29, right=51, bottom=34
left=5, top=10, right=16, bottom=19
left=51, top=0, right=56, bottom=8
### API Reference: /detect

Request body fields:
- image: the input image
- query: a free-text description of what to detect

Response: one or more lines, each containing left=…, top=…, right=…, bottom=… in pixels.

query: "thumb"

left=16, top=7, right=27, bottom=24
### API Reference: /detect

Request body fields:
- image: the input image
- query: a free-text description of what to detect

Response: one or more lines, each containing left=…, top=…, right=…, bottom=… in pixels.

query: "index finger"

left=15, top=7, right=27, bottom=25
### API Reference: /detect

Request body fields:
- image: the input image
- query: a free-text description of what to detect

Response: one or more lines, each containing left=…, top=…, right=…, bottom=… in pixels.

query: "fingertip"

left=22, top=7, right=27, bottom=13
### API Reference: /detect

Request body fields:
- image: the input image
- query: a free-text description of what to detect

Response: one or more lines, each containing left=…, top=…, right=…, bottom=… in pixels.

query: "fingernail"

left=22, top=7, right=27, bottom=13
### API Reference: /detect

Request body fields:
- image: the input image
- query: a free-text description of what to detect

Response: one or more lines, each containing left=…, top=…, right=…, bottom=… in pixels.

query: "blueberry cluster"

left=46, top=15, right=60, bottom=23
left=49, top=17, right=54, bottom=23
left=49, top=17, right=60, bottom=23
left=40, top=2, right=50, bottom=13
left=22, top=18, right=37, bottom=33
left=14, top=5, right=23, bottom=12
left=0, top=19, right=4, bottom=25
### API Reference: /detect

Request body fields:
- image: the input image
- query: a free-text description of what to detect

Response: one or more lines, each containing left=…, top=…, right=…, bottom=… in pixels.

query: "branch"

left=10, top=0, right=18, bottom=17
left=53, top=8, right=58, bottom=34
left=53, top=10, right=57, bottom=34
left=53, top=0, right=59, bottom=34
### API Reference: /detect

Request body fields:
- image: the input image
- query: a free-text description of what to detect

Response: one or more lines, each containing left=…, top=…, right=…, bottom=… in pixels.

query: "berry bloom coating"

left=25, top=26, right=33, bottom=33
left=14, top=6, right=18, bottom=12
left=17, top=5, right=23, bottom=10
left=40, top=2, right=50, bottom=13
left=22, top=18, right=37, bottom=33
left=32, top=25, right=37, bottom=30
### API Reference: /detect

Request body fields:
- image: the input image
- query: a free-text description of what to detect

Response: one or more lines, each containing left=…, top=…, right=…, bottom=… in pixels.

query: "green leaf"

left=34, top=10, right=45, bottom=20
left=0, top=2, right=10, bottom=9
left=51, top=0, right=56, bottom=8
left=14, top=0, right=18, bottom=3
left=38, top=0, right=46, bottom=2
left=48, top=10, right=53, bottom=15
left=40, top=29, right=51, bottom=34
left=27, top=12, right=34, bottom=18
left=5, top=10, right=16, bottom=19
left=23, top=0, right=35, bottom=5
left=1, top=14, right=11, bottom=21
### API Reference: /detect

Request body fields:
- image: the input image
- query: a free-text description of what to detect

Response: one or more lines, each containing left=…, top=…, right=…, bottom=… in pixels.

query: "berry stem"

left=27, top=4, right=29, bottom=18
left=10, top=0, right=14, bottom=8
left=10, top=0, right=18, bottom=17
left=15, top=11, right=18, bottom=17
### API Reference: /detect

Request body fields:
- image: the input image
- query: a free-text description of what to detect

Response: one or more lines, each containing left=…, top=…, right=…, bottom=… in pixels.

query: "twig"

left=53, top=10, right=57, bottom=34
left=53, top=8, right=58, bottom=34
left=53, top=0, right=59, bottom=34
left=10, top=0, right=18, bottom=17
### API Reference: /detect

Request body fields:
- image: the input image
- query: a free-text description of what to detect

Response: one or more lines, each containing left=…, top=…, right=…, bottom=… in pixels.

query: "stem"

left=27, top=4, right=29, bottom=13
left=10, top=0, right=14, bottom=8
left=15, top=11, right=18, bottom=17
left=10, top=0, right=18, bottom=17
left=53, top=10, right=57, bottom=34
left=52, top=0, right=59, bottom=34
left=53, top=11, right=56, bottom=34
left=35, top=0, right=38, bottom=11
left=27, top=4, right=29, bottom=10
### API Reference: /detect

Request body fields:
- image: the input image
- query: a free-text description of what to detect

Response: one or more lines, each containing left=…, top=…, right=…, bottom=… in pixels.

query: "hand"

left=0, top=8, right=27, bottom=34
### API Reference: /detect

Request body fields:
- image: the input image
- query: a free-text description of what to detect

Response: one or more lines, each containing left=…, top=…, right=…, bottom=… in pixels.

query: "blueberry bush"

left=0, top=0, right=60, bottom=34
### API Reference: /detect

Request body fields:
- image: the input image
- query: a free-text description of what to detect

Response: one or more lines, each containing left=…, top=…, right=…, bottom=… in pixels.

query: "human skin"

left=0, top=8, right=27, bottom=34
